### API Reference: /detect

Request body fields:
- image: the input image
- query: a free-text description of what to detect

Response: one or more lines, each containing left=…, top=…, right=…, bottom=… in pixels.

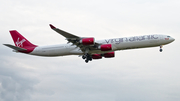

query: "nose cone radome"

left=171, top=37, right=175, bottom=42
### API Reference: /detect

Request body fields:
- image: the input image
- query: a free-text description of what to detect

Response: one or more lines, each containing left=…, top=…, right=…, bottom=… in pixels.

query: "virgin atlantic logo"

left=16, top=38, right=26, bottom=47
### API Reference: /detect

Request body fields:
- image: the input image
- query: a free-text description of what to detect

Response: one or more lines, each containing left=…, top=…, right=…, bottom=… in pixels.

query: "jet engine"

left=80, top=37, right=94, bottom=45
left=92, top=54, right=102, bottom=59
left=99, top=44, right=112, bottom=51
left=103, top=52, right=115, bottom=58
left=91, top=52, right=115, bottom=59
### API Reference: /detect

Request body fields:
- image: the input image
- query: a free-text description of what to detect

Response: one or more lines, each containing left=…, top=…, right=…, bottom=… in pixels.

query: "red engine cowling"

left=80, top=37, right=94, bottom=45
left=100, top=44, right=112, bottom=51
left=103, top=52, right=115, bottom=58
left=92, top=54, right=102, bottom=59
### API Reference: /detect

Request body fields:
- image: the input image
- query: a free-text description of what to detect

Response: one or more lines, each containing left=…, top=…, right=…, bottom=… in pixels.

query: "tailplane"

left=3, top=44, right=27, bottom=51
left=4, top=30, right=37, bottom=53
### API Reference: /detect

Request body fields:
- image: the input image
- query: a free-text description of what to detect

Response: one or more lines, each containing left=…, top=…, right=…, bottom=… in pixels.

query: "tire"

left=82, top=55, right=86, bottom=59
left=85, top=60, right=89, bottom=63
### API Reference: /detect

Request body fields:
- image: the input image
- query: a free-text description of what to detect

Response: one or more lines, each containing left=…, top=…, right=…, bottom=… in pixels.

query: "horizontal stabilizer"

left=3, top=44, right=27, bottom=51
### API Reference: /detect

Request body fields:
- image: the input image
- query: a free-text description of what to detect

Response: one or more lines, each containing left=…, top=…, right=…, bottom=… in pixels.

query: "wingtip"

left=49, top=24, right=56, bottom=29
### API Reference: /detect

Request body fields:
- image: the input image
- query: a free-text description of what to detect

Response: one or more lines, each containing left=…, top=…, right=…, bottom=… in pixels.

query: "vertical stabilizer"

left=9, top=30, right=37, bottom=48
left=9, top=30, right=37, bottom=53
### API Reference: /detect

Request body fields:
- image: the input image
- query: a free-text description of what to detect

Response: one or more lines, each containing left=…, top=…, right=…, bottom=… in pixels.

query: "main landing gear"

left=160, top=45, right=163, bottom=52
left=82, top=53, right=92, bottom=63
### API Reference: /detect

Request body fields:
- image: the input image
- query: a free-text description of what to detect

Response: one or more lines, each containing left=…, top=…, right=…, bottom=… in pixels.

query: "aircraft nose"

left=171, top=37, right=175, bottom=42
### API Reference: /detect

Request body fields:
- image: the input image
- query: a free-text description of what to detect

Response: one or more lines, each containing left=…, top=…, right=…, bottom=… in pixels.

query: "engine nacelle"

left=92, top=54, right=102, bottom=59
left=103, top=52, right=115, bottom=58
left=80, top=37, right=94, bottom=45
left=91, top=52, right=115, bottom=59
left=99, top=44, right=112, bottom=51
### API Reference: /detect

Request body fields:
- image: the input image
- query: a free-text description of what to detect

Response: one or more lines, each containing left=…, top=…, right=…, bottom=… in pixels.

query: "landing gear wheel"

left=159, top=45, right=163, bottom=52
left=82, top=55, right=86, bottom=59
left=87, top=56, right=92, bottom=61
left=83, top=53, right=92, bottom=63
left=85, top=60, right=89, bottom=63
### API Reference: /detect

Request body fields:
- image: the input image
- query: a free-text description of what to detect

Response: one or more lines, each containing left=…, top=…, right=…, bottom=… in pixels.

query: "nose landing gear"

left=160, top=45, right=163, bottom=52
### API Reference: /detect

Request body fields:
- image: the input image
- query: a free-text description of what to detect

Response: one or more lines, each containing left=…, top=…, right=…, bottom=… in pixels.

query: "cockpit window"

left=167, top=36, right=170, bottom=37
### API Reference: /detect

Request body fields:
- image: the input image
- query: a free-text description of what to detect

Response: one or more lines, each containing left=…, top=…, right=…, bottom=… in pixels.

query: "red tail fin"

left=10, top=30, right=37, bottom=48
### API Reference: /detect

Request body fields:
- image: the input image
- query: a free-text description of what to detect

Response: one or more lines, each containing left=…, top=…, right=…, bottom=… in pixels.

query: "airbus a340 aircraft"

left=4, top=24, right=175, bottom=63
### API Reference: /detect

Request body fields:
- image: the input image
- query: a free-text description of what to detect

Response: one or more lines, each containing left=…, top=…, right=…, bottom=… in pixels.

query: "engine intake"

left=80, top=37, right=94, bottom=45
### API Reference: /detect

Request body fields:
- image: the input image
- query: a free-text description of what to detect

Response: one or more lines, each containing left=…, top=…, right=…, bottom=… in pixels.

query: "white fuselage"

left=29, top=34, right=175, bottom=56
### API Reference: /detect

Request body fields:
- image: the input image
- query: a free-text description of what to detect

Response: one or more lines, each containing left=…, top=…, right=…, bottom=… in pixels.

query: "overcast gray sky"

left=0, top=0, right=180, bottom=101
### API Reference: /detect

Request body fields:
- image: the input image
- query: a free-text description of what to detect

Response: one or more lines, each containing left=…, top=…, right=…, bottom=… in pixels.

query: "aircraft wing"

left=50, top=24, right=80, bottom=39
left=49, top=24, right=100, bottom=52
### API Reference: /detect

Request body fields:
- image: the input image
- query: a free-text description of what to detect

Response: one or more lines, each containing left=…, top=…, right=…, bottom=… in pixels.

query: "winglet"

left=49, top=24, right=56, bottom=29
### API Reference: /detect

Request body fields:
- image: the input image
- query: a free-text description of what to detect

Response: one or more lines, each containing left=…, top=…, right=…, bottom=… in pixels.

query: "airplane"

left=4, top=24, right=175, bottom=63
